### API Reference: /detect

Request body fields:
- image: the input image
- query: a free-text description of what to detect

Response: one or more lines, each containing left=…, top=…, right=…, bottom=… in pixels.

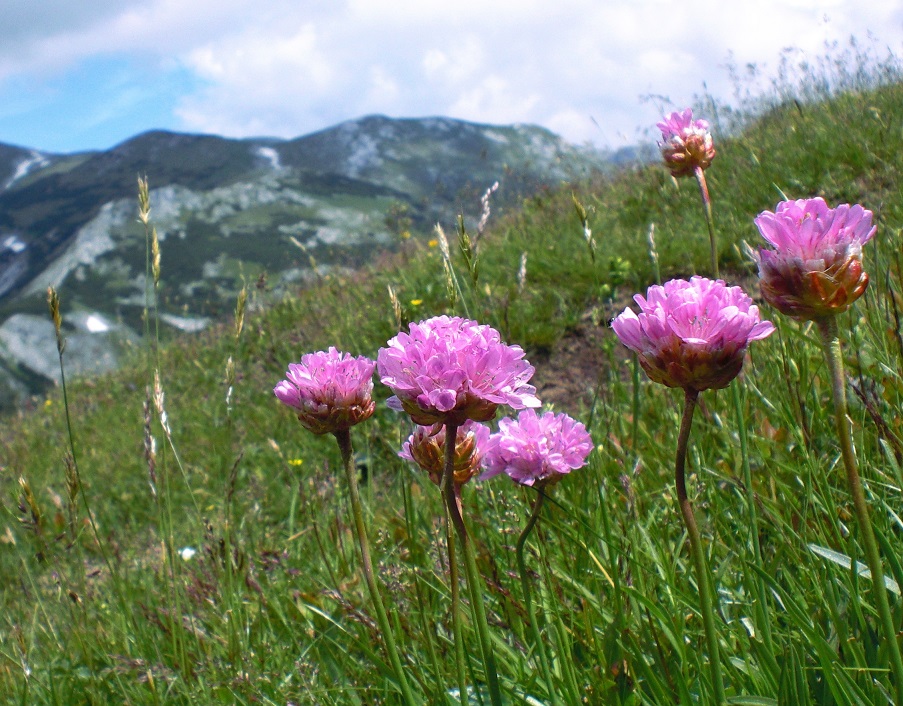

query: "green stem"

left=445, top=490, right=469, bottom=704
left=694, top=166, right=719, bottom=279
left=51, top=308, right=136, bottom=638
left=402, top=480, right=448, bottom=705
left=816, top=316, right=903, bottom=703
left=675, top=389, right=726, bottom=704
left=598, top=477, right=624, bottom=634
left=515, top=489, right=558, bottom=704
left=441, top=422, right=503, bottom=706
left=334, top=429, right=419, bottom=706
left=631, top=353, right=641, bottom=455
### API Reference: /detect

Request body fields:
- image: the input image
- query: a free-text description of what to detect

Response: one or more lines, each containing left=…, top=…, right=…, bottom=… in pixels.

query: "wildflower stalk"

left=515, top=489, right=557, bottom=704
left=694, top=166, right=719, bottom=279
left=675, top=389, right=725, bottom=704
left=444, top=493, right=469, bottom=705
left=816, top=315, right=903, bottom=703
left=696, top=162, right=776, bottom=669
left=333, top=428, right=419, bottom=706
left=441, top=421, right=503, bottom=706
left=631, top=353, right=641, bottom=454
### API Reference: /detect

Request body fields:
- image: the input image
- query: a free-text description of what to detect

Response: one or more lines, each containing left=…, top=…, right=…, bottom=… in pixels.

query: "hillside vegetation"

left=3, top=52, right=903, bottom=704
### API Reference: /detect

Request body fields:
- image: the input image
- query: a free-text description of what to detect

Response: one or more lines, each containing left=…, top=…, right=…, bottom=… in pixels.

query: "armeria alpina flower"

left=612, top=276, right=775, bottom=392
left=754, top=197, right=876, bottom=320
left=657, top=108, right=716, bottom=178
left=377, top=315, right=540, bottom=426
left=480, top=409, right=592, bottom=488
left=399, top=420, right=491, bottom=487
left=274, top=347, right=375, bottom=434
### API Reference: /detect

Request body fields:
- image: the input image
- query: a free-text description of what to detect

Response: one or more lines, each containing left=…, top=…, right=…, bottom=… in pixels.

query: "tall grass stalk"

left=731, top=382, right=777, bottom=673
left=46, top=288, right=127, bottom=619
left=816, top=315, right=903, bottom=703
left=333, top=428, right=419, bottom=705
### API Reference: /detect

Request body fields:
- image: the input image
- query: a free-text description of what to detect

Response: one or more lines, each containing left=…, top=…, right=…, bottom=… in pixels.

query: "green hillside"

left=3, top=64, right=903, bottom=703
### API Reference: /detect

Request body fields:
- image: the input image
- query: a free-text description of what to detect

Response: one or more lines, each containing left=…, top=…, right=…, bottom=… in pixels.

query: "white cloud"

left=1, top=0, right=902, bottom=149
left=421, top=37, right=486, bottom=85
left=365, top=66, right=400, bottom=107
left=448, top=76, right=542, bottom=126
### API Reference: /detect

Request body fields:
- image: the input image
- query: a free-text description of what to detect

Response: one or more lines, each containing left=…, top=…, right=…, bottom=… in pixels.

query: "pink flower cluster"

left=612, top=276, right=775, bottom=392
left=274, top=347, right=376, bottom=435
left=377, top=315, right=540, bottom=426
left=755, top=197, right=875, bottom=320
left=277, top=316, right=593, bottom=492
left=480, top=409, right=592, bottom=488
left=657, top=108, right=716, bottom=178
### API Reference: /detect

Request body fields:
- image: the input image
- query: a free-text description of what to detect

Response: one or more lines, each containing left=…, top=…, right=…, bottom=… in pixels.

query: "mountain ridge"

left=0, top=114, right=616, bottom=408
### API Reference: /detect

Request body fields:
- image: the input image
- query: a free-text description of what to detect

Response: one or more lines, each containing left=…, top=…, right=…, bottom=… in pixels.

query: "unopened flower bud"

left=657, top=108, right=716, bottom=178
left=399, top=421, right=491, bottom=487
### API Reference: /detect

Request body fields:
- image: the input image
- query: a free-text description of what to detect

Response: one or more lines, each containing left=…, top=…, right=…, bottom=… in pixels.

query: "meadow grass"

left=4, top=45, right=903, bottom=704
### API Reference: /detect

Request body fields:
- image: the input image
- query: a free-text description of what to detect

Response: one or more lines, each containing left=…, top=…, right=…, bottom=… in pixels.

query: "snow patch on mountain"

left=4, top=151, right=50, bottom=190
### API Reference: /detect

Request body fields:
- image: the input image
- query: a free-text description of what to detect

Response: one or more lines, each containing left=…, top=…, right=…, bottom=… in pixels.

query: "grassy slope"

left=3, top=77, right=903, bottom=703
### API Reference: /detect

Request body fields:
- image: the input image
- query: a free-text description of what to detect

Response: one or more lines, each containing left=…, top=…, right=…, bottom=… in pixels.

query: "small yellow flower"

left=400, top=230, right=411, bottom=240
left=43, top=399, right=53, bottom=410
left=428, top=239, right=438, bottom=248
left=288, top=458, right=304, bottom=467
left=410, top=299, right=423, bottom=306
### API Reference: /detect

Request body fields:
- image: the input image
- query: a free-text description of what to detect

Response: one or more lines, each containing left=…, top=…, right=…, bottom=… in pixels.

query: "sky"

left=1, top=0, right=902, bottom=154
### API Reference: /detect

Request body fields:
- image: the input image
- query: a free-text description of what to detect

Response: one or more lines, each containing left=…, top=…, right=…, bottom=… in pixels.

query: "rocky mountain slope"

left=0, top=115, right=611, bottom=408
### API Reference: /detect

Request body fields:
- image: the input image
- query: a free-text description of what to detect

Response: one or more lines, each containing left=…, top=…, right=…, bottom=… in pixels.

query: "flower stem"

left=333, top=429, right=419, bottom=706
left=515, top=489, right=558, bottom=704
left=816, top=316, right=903, bottom=703
left=444, top=490, right=469, bottom=704
left=675, top=389, right=726, bottom=704
left=694, top=166, right=719, bottom=279
left=631, top=352, right=641, bottom=455
left=442, top=421, right=503, bottom=706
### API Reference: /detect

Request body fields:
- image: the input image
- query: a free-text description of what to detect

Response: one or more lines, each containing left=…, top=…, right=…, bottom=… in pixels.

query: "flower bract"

left=754, top=197, right=875, bottom=320
left=274, top=347, right=376, bottom=434
left=480, top=409, right=592, bottom=488
left=611, top=276, right=775, bottom=392
left=377, top=315, right=540, bottom=426
left=399, top=420, right=491, bottom=487
left=657, top=108, right=716, bottom=177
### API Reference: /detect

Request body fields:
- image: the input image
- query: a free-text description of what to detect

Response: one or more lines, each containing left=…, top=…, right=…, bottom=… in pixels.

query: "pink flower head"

left=480, top=409, right=592, bottom=488
left=399, top=420, right=492, bottom=487
left=274, top=347, right=376, bottom=435
left=657, top=108, right=716, bottom=177
left=377, top=315, right=541, bottom=426
left=754, top=197, right=875, bottom=320
left=611, top=276, right=775, bottom=392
